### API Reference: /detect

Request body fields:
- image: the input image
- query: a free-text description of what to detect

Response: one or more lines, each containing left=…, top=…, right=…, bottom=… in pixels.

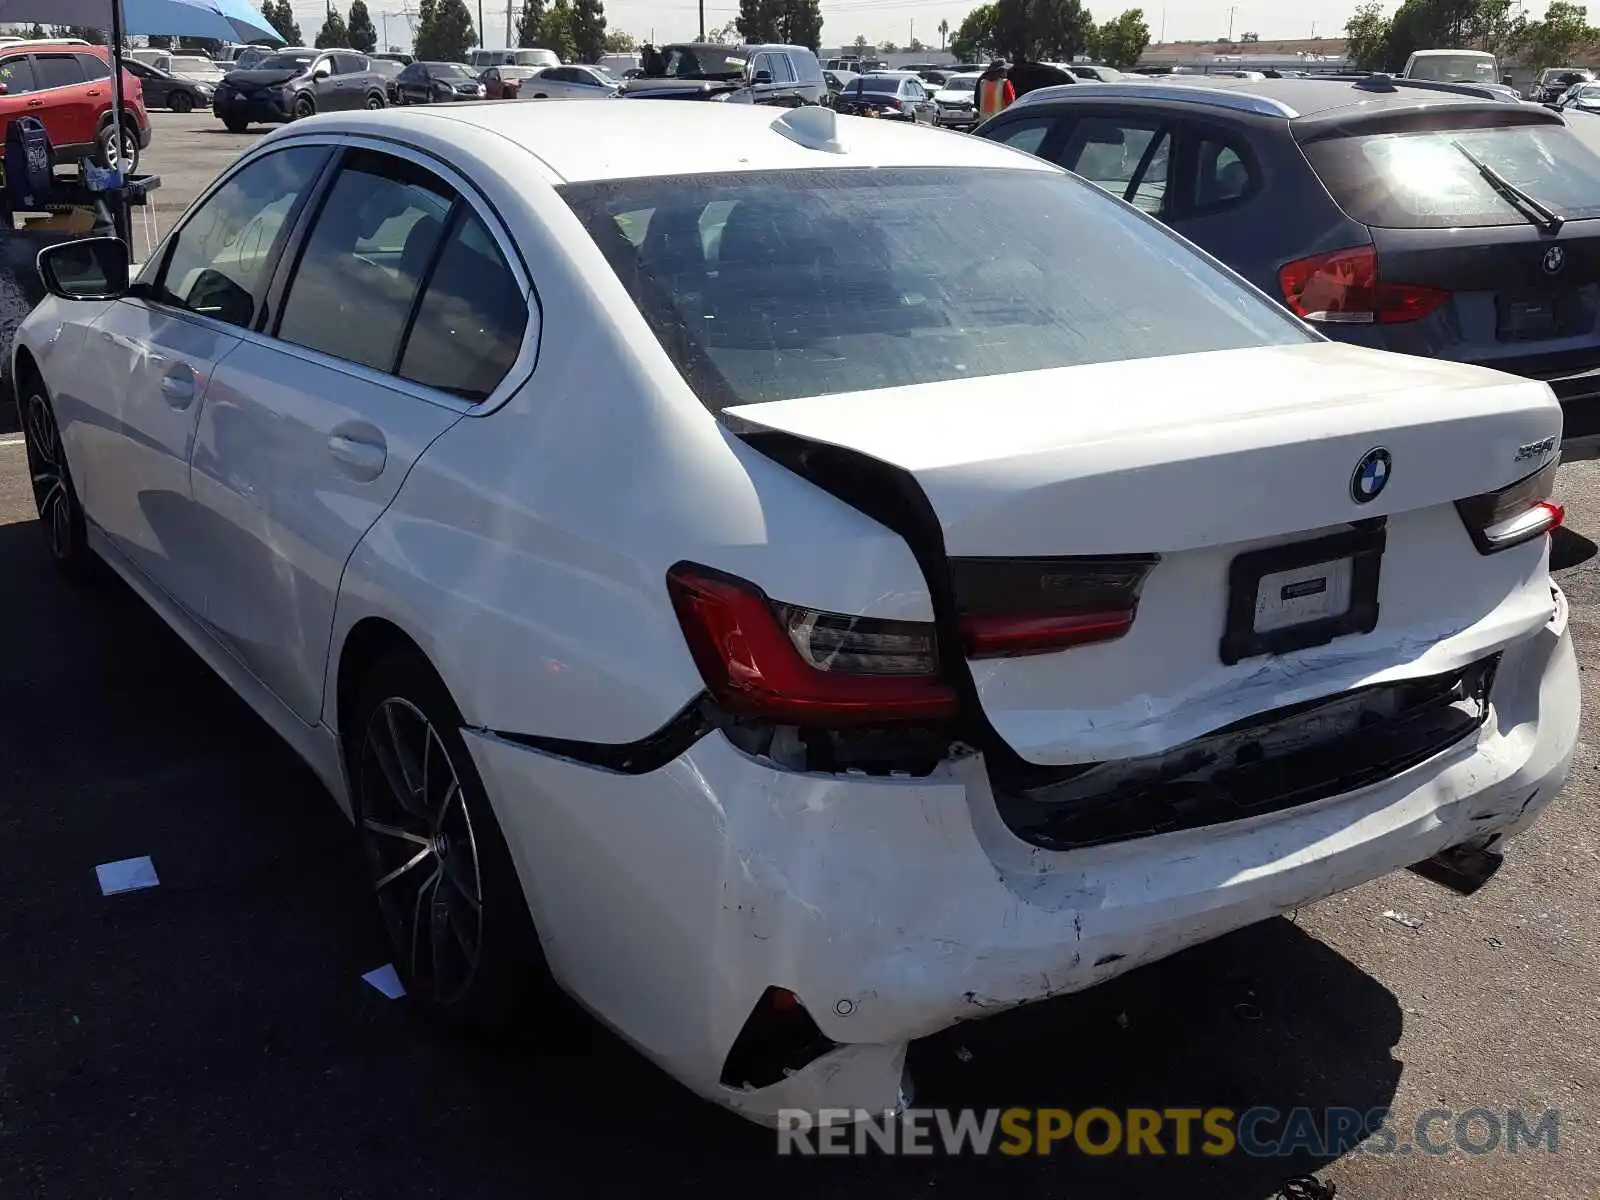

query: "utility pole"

left=506, top=0, right=512, bottom=46
left=699, top=0, right=705, bottom=41
left=909, top=17, right=914, bottom=47
left=478, top=0, right=485, bottom=46
left=382, top=9, right=388, bottom=46
left=1160, top=8, right=1166, bottom=41
left=1226, top=6, right=1237, bottom=41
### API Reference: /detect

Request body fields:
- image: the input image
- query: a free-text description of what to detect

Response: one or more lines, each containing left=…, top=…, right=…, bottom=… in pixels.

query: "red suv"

left=0, top=43, right=150, bottom=170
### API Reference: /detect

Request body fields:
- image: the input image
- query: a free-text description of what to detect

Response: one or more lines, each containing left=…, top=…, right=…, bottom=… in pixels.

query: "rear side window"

left=33, top=54, right=85, bottom=89
left=77, top=53, right=111, bottom=81
left=1303, top=121, right=1600, bottom=228
left=561, top=166, right=1310, bottom=410
left=1192, top=137, right=1256, bottom=210
left=792, top=53, right=823, bottom=84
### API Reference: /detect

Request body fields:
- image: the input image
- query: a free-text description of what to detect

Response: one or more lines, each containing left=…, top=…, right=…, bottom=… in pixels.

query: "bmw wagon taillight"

left=666, top=563, right=957, bottom=725
left=1455, top=459, right=1564, bottom=554
left=951, top=555, right=1160, bottom=659
left=1278, top=245, right=1450, bottom=326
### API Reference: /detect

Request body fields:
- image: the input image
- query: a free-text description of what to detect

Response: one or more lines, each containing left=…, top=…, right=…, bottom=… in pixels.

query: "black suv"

left=977, top=75, right=1600, bottom=458
left=620, top=43, right=826, bottom=105
left=213, top=48, right=387, bottom=131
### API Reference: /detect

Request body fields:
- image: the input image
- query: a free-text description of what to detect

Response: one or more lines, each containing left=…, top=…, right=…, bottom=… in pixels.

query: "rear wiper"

left=1450, top=140, right=1565, bottom=233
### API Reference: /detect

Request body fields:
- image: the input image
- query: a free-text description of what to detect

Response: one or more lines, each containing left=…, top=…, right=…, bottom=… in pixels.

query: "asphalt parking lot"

left=0, top=109, right=1596, bottom=1199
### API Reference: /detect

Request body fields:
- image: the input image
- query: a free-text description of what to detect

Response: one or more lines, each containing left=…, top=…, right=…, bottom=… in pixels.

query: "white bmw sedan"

left=14, top=100, right=1579, bottom=1125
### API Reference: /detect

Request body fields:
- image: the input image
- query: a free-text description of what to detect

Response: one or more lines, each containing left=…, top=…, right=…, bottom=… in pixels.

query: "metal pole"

left=506, top=0, right=511, bottom=48
left=1226, top=6, right=1236, bottom=41
left=110, top=0, right=130, bottom=245
left=478, top=0, right=485, bottom=45
left=698, top=0, right=704, bottom=41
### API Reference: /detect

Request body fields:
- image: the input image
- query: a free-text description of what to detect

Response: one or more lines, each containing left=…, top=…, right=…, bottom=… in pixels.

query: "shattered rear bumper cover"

left=463, top=596, right=1578, bottom=1127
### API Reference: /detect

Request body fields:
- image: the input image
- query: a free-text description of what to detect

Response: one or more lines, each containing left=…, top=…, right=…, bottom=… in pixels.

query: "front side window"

left=561, top=167, right=1311, bottom=411
left=1054, top=117, right=1172, bottom=215
left=156, top=145, right=331, bottom=328
left=988, top=115, right=1059, bottom=157
left=276, top=150, right=453, bottom=372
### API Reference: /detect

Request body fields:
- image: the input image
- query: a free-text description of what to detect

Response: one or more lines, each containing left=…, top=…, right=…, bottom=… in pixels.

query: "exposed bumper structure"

left=463, top=594, right=1577, bottom=1127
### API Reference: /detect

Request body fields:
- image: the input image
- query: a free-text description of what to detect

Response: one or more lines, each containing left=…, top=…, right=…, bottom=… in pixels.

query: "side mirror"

left=753, top=69, right=773, bottom=84
left=37, top=237, right=130, bottom=301
left=313, top=65, right=331, bottom=79
left=1503, top=74, right=1514, bottom=86
left=0, top=83, right=9, bottom=96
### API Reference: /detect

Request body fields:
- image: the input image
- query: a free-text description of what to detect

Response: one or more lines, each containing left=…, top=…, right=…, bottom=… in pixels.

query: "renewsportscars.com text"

left=776, top=1106, right=1561, bottom=1158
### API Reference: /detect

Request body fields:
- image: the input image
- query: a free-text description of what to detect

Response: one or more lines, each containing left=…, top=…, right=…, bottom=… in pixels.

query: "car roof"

left=1012, top=75, right=1530, bottom=120
left=326, top=101, right=1058, bottom=184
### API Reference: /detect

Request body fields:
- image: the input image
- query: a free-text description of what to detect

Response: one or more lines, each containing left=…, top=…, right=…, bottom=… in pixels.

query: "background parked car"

left=372, top=51, right=413, bottom=66
left=834, top=71, right=938, bottom=121
left=481, top=65, right=541, bottom=98
left=367, top=57, right=404, bottom=104
left=468, top=47, right=559, bottom=70
left=0, top=41, right=150, bottom=170
left=122, top=57, right=213, bottom=113
left=1536, top=67, right=1593, bottom=103
left=620, top=43, right=826, bottom=106
left=1065, top=62, right=1127, bottom=82
left=517, top=64, right=622, bottom=99
left=822, top=68, right=857, bottom=104
left=395, top=61, right=484, bottom=104
left=167, top=53, right=226, bottom=87
left=214, top=50, right=386, bottom=131
left=1555, top=82, right=1600, bottom=113
left=977, top=74, right=1600, bottom=458
left=932, top=70, right=981, bottom=126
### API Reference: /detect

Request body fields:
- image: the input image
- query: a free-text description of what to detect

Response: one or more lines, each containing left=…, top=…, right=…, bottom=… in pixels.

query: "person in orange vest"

left=976, top=59, right=1016, bottom=121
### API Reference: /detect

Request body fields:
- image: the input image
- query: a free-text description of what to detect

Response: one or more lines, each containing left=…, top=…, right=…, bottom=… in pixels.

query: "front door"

left=76, top=143, right=333, bottom=599
left=189, top=145, right=531, bottom=722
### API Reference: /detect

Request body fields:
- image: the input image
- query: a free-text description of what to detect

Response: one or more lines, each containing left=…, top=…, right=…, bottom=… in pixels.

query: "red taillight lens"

left=1455, top=459, right=1564, bottom=554
left=882, top=97, right=901, bottom=109
left=1278, top=245, right=1450, bottom=326
left=665, top=563, right=958, bottom=725
left=952, top=556, right=1159, bottom=659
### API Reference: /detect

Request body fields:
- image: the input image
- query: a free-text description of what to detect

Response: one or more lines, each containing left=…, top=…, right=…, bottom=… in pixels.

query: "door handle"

left=86, top=89, right=102, bottom=98
left=159, top=367, right=197, bottom=409
left=328, top=426, right=387, bottom=480
left=25, top=99, right=42, bottom=108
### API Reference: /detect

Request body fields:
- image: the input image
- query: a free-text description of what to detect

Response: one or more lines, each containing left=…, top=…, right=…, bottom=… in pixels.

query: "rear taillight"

left=951, top=556, right=1159, bottom=659
left=1455, top=459, right=1564, bottom=554
left=666, top=563, right=957, bottom=725
left=882, top=97, right=901, bottom=109
left=1278, top=245, right=1450, bottom=326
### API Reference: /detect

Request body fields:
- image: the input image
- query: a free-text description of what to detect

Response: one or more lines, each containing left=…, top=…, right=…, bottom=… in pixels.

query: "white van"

left=467, top=48, right=560, bottom=69
left=1402, top=48, right=1501, bottom=84
left=597, top=52, right=640, bottom=75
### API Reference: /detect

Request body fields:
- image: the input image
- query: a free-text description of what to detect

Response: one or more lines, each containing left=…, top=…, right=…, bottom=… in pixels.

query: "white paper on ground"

left=95, top=856, right=160, bottom=896
left=362, top=963, right=407, bottom=999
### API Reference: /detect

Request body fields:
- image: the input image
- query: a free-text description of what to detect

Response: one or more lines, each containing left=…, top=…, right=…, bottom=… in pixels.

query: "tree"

left=880, top=40, right=898, bottom=52
left=539, top=0, right=577, bottom=62
left=1468, top=0, right=1526, bottom=53
left=1514, top=0, right=1597, bottom=69
left=414, top=0, right=476, bottom=59
left=775, top=0, right=822, bottom=50
left=27, top=23, right=43, bottom=38
left=1343, top=0, right=1391, bottom=69
left=315, top=9, right=350, bottom=48
left=1093, top=7, right=1149, bottom=68
left=853, top=33, right=870, bottom=52
left=908, top=36, right=924, bottom=50
left=710, top=20, right=740, bottom=41
left=347, top=1, right=379, bottom=52
left=737, top=0, right=777, bottom=44
left=515, top=0, right=545, bottom=47
left=996, top=0, right=1094, bottom=61
left=262, top=0, right=302, bottom=46
left=950, top=4, right=998, bottom=60
left=604, top=29, right=635, bottom=51
left=938, top=17, right=949, bottom=49
left=1240, top=30, right=1259, bottom=41
left=55, top=25, right=105, bottom=43
left=571, top=0, right=606, bottom=61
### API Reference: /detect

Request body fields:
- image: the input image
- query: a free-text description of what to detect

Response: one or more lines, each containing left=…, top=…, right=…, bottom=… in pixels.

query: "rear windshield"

left=1408, top=54, right=1497, bottom=82
left=1303, top=122, right=1600, bottom=228
left=560, top=167, right=1310, bottom=410
left=862, top=77, right=902, bottom=92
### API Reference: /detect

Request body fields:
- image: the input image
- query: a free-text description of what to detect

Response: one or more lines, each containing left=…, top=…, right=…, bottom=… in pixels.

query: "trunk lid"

left=727, top=341, right=1561, bottom=764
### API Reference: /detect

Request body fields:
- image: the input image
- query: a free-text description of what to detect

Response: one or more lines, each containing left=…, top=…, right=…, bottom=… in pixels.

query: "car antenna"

left=770, top=105, right=847, bottom=153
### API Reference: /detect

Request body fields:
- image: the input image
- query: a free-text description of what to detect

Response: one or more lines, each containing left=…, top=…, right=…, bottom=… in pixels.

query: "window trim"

left=226, top=133, right=540, bottom=416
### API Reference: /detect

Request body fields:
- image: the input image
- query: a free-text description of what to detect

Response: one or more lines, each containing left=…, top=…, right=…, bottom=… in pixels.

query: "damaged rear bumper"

left=461, top=596, right=1577, bottom=1126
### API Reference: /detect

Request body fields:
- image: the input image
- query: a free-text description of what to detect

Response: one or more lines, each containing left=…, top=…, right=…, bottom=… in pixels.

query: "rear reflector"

left=1455, top=459, right=1564, bottom=554
left=1278, top=245, right=1450, bottom=326
left=666, top=562, right=958, bottom=725
left=951, top=555, right=1159, bottom=659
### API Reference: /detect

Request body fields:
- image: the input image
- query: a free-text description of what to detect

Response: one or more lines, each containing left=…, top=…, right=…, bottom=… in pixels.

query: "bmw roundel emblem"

left=1544, top=245, right=1566, bottom=275
left=1351, top=447, right=1391, bottom=504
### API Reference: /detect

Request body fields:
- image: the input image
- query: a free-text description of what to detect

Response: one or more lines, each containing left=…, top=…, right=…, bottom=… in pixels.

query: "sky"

left=283, top=0, right=1556, bottom=54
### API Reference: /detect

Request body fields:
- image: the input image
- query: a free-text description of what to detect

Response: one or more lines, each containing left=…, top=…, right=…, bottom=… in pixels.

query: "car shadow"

left=0, top=513, right=1403, bottom=1200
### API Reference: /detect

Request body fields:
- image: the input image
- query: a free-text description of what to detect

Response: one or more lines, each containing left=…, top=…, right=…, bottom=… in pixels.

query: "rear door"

left=29, top=52, right=91, bottom=149
left=188, top=143, right=534, bottom=723
left=333, top=54, right=369, bottom=107
left=0, top=53, right=39, bottom=144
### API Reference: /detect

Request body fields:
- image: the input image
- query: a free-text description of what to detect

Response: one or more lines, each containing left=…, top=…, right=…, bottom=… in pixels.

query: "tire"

left=366, top=92, right=385, bottom=109
left=95, top=118, right=140, bottom=173
left=170, top=92, right=194, bottom=114
left=17, top=377, right=95, bottom=582
left=224, top=116, right=249, bottom=133
left=292, top=93, right=315, bottom=120
left=350, top=650, right=552, bottom=1029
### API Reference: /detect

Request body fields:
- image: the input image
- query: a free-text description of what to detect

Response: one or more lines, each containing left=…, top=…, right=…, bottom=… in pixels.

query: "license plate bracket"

left=1220, top=522, right=1385, bottom=666
left=1497, top=290, right=1567, bottom=342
